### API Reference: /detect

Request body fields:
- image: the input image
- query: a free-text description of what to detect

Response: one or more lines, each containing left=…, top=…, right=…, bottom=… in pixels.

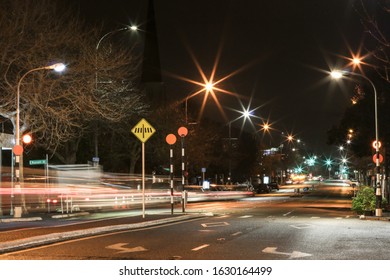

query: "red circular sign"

left=166, top=134, right=177, bottom=145
left=373, top=153, right=384, bottom=164
left=372, top=140, right=382, bottom=149
left=178, top=126, right=188, bottom=137
left=13, top=145, right=24, bottom=156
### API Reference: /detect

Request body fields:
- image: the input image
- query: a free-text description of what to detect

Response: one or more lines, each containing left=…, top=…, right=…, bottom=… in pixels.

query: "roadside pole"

left=166, top=134, right=177, bottom=214
left=131, top=119, right=156, bottom=219
left=141, top=142, right=145, bottom=218
left=177, top=127, right=188, bottom=213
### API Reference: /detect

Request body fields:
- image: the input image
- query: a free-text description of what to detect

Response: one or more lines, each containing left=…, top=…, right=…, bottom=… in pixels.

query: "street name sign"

left=30, top=159, right=47, bottom=165
left=131, top=118, right=156, bottom=143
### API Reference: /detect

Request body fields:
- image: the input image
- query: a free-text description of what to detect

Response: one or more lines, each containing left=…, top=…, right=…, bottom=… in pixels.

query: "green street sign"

left=29, top=159, right=47, bottom=165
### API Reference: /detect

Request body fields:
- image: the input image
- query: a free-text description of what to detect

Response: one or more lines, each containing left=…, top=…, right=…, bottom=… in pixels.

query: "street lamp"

left=15, top=63, right=66, bottom=148
left=226, top=105, right=260, bottom=181
left=324, top=158, right=333, bottom=179
left=94, top=25, right=139, bottom=159
left=185, top=81, right=215, bottom=124
left=330, top=69, right=382, bottom=216
left=13, top=63, right=65, bottom=216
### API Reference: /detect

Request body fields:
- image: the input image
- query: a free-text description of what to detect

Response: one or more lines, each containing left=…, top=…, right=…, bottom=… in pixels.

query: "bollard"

left=182, top=190, right=188, bottom=212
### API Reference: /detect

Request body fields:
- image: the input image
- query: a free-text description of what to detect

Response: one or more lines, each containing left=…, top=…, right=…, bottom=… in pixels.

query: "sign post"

left=166, top=134, right=177, bottom=214
left=177, top=127, right=188, bottom=212
left=131, top=118, right=156, bottom=218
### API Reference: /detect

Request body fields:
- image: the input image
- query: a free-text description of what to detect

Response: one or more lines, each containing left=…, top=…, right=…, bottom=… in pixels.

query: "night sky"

left=77, top=0, right=363, bottom=154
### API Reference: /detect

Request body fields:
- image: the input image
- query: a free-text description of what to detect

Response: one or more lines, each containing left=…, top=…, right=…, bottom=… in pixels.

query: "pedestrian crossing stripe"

left=131, top=118, right=156, bottom=143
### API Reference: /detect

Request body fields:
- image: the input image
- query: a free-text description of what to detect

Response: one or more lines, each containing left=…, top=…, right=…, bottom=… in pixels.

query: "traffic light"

left=22, top=134, right=32, bottom=144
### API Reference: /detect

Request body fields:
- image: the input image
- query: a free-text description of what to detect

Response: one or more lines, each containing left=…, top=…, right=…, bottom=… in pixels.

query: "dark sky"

left=77, top=0, right=363, bottom=154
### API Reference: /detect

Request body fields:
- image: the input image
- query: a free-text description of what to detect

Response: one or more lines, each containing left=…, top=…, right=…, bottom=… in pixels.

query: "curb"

left=0, top=213, right=209, bottom=254
left=0, top=217, right=43, bottom=223
left=359, top=215, right=390, bottom=221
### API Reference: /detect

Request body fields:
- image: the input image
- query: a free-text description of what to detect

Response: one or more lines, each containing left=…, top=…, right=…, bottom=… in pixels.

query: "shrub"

left=352, top=186, right=388, bottom=212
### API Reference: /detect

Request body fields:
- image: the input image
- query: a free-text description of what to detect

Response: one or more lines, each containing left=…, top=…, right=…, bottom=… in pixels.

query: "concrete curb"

left=0, top=217, right=43, bottom=223
left=0, top=213, right=209, bottom=254
left=359, top=215, right=390, bottom=221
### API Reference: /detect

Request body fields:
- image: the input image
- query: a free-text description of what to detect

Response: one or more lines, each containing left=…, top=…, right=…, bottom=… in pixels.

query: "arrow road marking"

left=262, top=247, right=312, bottom=259
left=106, top=243, right=147, bottom=253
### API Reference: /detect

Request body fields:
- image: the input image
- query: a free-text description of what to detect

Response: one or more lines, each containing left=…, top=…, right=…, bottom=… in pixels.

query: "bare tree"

left=0, top=0, right=148, bottom=163
left=355, top=0, right=390, bottom=81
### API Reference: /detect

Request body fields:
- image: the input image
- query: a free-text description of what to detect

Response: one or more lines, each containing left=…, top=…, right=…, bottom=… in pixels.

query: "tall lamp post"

left=13, top=63, right=65, bottom=217
left=94, top=25, right=138, bottom=160
left=95, top=25, right=138, bottom=86
left=331, top=70, right=382, bottom=217
left=226, top=108, right=257, bottom=181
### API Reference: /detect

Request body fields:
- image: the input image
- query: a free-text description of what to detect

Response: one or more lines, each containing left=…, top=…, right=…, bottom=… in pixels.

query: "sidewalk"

left=0, top=211, right=210, bottom=254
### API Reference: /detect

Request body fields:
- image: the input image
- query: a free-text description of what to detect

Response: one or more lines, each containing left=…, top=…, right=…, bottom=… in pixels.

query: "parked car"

left=267, top=182, right=279, bottom=191
left=254, top=183, right=271, bottom=194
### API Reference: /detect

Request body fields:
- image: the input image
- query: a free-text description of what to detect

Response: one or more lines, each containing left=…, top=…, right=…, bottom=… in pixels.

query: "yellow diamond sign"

left=131, top=118, right=156, bottom=143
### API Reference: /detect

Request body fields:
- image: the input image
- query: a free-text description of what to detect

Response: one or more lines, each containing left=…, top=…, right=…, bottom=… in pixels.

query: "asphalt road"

left=1, top=183, right=389, bottom=260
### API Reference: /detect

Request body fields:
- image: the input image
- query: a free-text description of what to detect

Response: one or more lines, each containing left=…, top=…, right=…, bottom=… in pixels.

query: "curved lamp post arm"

left=331, top=70, right=381, bottom=216
left=16, top=63, right=65, bottom=145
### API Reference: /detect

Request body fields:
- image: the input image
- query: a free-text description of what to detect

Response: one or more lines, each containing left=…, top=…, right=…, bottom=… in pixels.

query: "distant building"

left=140, top=0, right=165, bottom=108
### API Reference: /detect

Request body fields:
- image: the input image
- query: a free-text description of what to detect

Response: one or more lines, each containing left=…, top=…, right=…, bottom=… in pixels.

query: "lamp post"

left=331, top=70, right=382, bottom=216
left=185, top=82, right=214, bottom=124
left=226, top=109, right=256, bottom=181
left=95, top=25, right=138, bottom=86
left=13, top=63, right=65, bottom=216
left=177, top=126, right=188, bottom=212
left=94, top=25, right=138, bottom=160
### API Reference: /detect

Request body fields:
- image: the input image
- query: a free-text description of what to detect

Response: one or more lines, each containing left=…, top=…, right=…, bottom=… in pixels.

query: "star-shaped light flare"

left=168, top=43, right=256, bottom=122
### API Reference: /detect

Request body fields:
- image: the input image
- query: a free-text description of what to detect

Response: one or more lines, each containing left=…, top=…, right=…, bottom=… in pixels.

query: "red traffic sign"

left=166, top=134, right=177, bottom=145
left=13, top=145, right=23, bottom=156
left=373, top=153, right=384, bottom=164
left=178, top=126, right=188, bottom=137
left=372, top=140, right=382, bottom=149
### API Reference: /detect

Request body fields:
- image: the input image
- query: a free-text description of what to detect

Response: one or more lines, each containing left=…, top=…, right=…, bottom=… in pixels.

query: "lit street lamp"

left=15, top=63, right=66, bottom=148
left=185, top=81, right=214, bottom=124
left=94, top=25, right=139, bottom=159
left=226, top=105, right=260, bottom=181
left=13, top=63, right=65, bottom=216
left=331, top=69, right=382, bottom=216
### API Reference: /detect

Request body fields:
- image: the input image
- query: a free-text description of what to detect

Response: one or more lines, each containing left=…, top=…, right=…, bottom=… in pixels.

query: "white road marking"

left=262, top=247, right=312, bottom=259
left=106, top=243, right=147, bottom=253
left=283, top=211, right=293, bottom=217
left=201, top=222, right=229, bottom=228
left=290, top=224, right=313, bottom=229
left=192, top=244, right=210, bottom=251
left=239, top=215, right=253, bottom=218
left=231, top=231, right=242, bottom=236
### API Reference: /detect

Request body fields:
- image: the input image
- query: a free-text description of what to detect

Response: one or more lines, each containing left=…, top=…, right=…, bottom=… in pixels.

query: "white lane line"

left=201, top=222, right=229, bottom=228
left=283, top=211, right=293, bottom=217
left=239, top=215, right=253, bottom=218
left=231, top=231, right=242, bottom=236
left=192, top=244, right=210, bottom=251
